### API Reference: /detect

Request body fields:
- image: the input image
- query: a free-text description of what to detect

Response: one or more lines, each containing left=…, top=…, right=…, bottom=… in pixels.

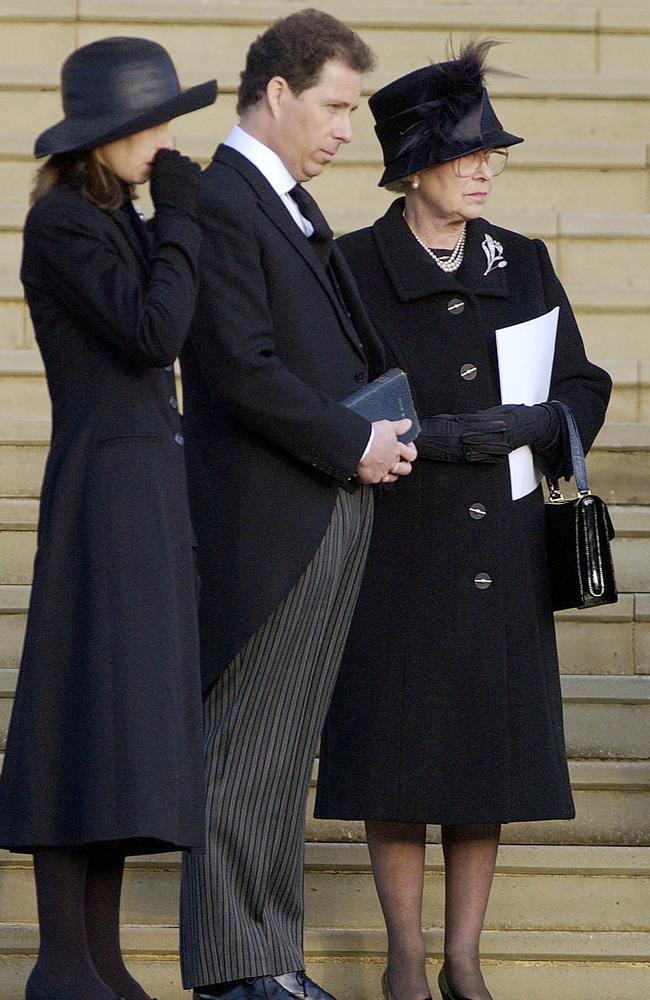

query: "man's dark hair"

left=237, top=8, right=375, bottom=115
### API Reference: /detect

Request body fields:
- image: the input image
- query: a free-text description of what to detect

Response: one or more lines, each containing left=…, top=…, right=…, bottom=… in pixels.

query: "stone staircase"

left=0, top=1, right=649, bottom=998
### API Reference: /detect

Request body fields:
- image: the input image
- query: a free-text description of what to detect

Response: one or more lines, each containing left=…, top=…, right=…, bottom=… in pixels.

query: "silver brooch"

left=482, top=233, right=507, bottom=276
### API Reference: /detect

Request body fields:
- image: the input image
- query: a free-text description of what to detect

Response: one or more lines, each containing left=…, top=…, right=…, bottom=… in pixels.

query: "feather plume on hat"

left=396, top=39, right=500, bottom=157
left=370, top=38, right=523, bottom=187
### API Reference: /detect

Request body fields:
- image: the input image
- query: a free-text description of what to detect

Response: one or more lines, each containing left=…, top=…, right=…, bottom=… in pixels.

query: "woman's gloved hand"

left=461, top=403, right=556, bottom=460
left=149, top=148, right=201, bottom=221
left=418, top=414, right=505, bottom=463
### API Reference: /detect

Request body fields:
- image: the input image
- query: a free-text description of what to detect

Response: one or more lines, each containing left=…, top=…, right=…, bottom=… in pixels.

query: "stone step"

left=3, top=5, right=650, bottom=92
left=555, top=592, right=650, bottom=676
left=0, top=843, right=647, bottom=928
left=306, top=760, right=650, bottom=847
left=4, top=143, right=649, bottom=228
left=0, top=478, right=648, bottom=584
left=2, top=655, right=647, bottom=759
left=0, top=741, right=645, bottom=844
left=0, top=352, right=647, bottom=422
left=0, top=587, right=633, bottom=677
left=1, top=945, right=649, bottom=1000
left=1, top=845, right=648, bottom=997
left=590, top=425, right=650, bottom=508
left=5, top=210, right=650, bottom=295
left=3, top=73, right=650, bottom=173
left=2, top=287, right=649, bottom=360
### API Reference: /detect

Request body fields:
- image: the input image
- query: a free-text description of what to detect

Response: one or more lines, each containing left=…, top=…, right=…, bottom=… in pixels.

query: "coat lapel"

left=110, top=202, right=152, bottom=278
left=213, top=145, right=366, bottom=360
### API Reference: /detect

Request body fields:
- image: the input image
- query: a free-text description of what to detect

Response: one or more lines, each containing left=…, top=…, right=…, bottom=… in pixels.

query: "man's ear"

left=266, top=76, right=291, bottom=119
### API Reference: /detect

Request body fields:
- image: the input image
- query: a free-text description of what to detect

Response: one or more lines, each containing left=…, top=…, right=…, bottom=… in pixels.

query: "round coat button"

left=170, top=395, right=178, bottom=409
left=174, top=433, right=184, bottom=446
left=474, top=573, right=492, bottom=590
left=460, top=363, right=478, bottom=381
left=447, top=298, right=465, bottom=315
left=469, top=503, right=487, bottom=520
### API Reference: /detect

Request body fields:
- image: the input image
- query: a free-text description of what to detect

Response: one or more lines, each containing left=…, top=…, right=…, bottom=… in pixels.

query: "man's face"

left=272, top=59, right=363, bottom=182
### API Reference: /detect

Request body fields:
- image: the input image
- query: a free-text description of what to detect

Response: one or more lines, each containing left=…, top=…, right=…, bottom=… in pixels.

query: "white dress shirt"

left=222, top=124, right=374, bottom=463
left=224, top=125, right=314, bottom=236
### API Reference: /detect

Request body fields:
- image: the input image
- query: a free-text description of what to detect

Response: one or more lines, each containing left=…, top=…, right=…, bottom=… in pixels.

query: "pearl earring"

left=411, top=178, right=420, bottom=190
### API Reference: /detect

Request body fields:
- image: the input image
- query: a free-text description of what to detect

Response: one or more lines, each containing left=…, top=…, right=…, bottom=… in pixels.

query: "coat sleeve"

left=533, top=239, right=612, bottom=481
left=184, top=190, right=371, bottom=483
left=22, top=200, right=202, bottom=368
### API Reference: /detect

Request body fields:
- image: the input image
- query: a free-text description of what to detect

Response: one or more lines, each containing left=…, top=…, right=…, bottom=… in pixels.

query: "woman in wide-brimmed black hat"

left=315, top=41, right=611, bottom=1000
left=0, top=37, right=217, bottom=1000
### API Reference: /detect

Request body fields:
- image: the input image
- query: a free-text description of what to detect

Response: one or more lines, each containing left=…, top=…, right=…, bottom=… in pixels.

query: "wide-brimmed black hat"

left=370, top=40, right=523, bottom=186
left=35, top=36, right=218, bottom=158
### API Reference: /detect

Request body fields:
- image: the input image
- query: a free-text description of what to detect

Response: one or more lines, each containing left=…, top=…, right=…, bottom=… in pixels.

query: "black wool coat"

left=0, top=186, right=206, bottom=853
left=316, top=198, right=611, bottom=825
left=181, top=145, right=381, bottom=691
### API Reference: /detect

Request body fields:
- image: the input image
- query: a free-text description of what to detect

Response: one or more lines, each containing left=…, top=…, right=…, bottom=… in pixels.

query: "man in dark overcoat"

left=178, top=11, right=416, bottom=1000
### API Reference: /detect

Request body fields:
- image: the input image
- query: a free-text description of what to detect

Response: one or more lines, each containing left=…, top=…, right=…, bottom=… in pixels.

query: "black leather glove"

left=149, top=148, right=201, bottom=221
left=418, top=414, right=503, bottom=463
left=461, top=403, right=557, bottom=460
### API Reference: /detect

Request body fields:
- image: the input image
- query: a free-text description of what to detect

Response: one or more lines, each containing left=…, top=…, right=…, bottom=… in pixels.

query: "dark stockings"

left=366, top=821, right=430, bottom=1000
left=85, top=849, right=151, bottom=1000
left=29, top=846, right=152, bottom=1000
left=365, top=821, right=501, bottom=1000
left=442, top=823, right=500, bottom=1000
left=29, top=848, right=115, bottom=999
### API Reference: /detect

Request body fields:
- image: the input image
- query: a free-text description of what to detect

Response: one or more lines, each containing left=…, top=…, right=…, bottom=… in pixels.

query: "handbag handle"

left=547, top=400, right=590, bottom=499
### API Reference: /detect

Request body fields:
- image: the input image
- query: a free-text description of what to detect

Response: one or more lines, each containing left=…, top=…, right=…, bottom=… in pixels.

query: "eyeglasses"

left=454, top=149, right=509, bottom=177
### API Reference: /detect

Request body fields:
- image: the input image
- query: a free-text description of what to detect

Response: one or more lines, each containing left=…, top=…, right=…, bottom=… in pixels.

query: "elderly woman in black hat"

left=0, top=38, right=217, bottom=1000
left=315, top=41, right=611, bottom=1000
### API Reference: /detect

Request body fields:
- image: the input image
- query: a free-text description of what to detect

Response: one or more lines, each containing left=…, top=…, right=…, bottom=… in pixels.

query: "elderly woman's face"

left=408, top=148, right=506, bottom=224
left=95, top=123, right=174, bottom=185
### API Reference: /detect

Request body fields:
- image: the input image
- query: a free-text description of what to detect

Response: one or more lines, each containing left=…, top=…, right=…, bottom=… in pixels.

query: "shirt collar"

left=224, top=124, right=297, bottom=198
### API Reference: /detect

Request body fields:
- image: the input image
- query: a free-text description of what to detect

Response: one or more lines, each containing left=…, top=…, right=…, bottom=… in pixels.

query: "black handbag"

left=545, top=401, right=618, bottom=612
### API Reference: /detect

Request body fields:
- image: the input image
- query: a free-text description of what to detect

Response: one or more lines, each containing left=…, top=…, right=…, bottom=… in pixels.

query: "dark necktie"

left=289, top=183, right=333, bottom=268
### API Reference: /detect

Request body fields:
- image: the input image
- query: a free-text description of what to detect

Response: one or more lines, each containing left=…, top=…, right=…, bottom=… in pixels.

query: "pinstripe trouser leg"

left=179, top=486, right=373, bottom=989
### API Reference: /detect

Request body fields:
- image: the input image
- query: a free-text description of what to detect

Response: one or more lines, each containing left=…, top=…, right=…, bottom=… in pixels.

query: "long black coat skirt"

left=0, top=186, right=206, bottom=853
left=316, top=200, right=612, bottom=825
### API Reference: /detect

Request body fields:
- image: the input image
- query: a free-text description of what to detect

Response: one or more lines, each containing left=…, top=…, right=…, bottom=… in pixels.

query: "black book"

left=340, top=368, right=420, bottom=443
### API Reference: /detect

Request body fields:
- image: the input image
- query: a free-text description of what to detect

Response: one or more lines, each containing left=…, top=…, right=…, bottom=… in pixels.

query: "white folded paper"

left=495, top=306, right=559, bottom=500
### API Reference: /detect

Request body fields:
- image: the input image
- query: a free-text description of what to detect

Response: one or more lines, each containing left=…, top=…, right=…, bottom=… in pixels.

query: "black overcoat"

left=0, top=185, right=206, bottom=853
left=181, top=146, right=382, bottom=691
left=316, top=199, right=611, bottom=825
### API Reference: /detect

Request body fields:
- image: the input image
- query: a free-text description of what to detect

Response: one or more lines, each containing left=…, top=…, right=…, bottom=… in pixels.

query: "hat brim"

left=378, top=128, right=523, bottom=187
left=35, top=78, right=218, bottom=158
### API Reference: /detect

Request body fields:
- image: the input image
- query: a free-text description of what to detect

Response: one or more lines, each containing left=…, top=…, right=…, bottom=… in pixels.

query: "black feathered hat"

left=370, top=40, right=523, bottom=187
left=35, top=37, right=218, bottom=158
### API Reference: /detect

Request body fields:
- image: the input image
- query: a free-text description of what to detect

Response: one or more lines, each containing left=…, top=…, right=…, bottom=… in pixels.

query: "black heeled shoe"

left=25, top=966, right=121, bottom=1000
left=381, top=970, right=432, bottom=1000
left=437, top=967, right=471, bottom=1000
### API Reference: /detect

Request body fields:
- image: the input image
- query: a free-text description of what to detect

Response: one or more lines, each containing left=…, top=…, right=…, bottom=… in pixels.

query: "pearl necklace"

left=402, top=210, right=466, bottom=273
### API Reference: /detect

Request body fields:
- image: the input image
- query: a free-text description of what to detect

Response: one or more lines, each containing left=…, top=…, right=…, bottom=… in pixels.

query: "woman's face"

left=407, top=149, right=504, bottom=225
left=95, top=123, right=173, bottom=184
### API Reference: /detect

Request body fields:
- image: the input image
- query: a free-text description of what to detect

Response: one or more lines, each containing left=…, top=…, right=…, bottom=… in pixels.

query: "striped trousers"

left=180, top=486, right=373, bottom=989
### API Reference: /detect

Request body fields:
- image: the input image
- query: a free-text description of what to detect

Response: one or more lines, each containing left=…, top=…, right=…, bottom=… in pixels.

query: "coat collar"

left=372, top=197, right=511, bottom=302
left=213, top=144, right=366, bottom=360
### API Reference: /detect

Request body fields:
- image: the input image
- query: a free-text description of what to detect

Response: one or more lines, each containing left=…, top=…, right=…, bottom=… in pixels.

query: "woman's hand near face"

left=150, top=148, right=201, bottom=221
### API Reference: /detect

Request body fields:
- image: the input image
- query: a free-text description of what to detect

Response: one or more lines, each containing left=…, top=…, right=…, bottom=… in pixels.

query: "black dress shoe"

left=195, top=975, right=337, bottom=1000
left=270, top=972, right=337, bottom=1000
left=195, top=978, right=298, bottom=1000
